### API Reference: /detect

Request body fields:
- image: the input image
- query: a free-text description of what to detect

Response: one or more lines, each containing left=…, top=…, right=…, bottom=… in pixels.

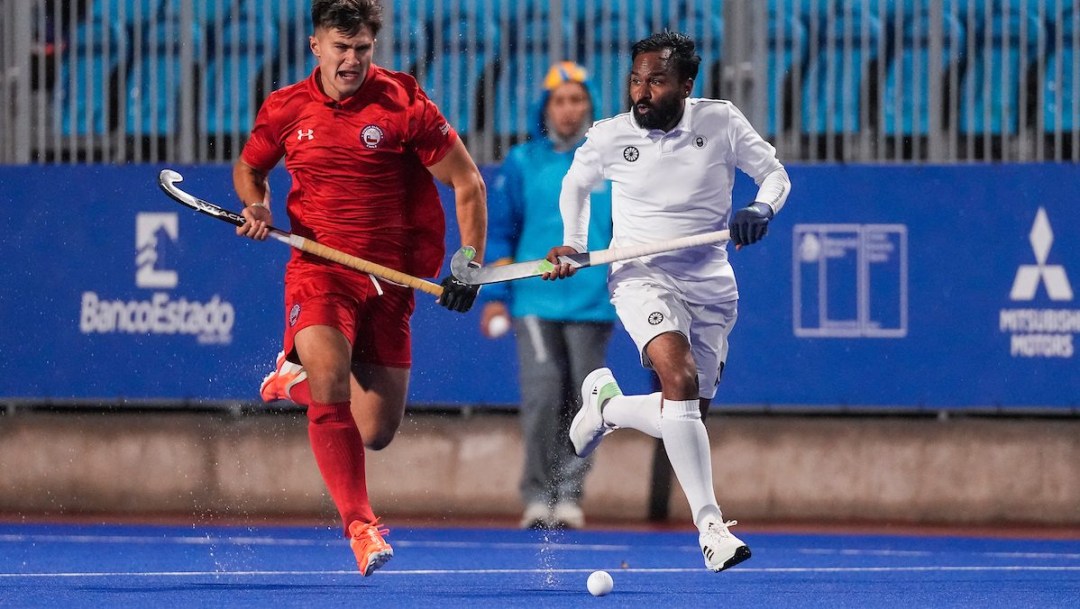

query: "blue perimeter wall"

left=1, top=164, right=1078, bottom=411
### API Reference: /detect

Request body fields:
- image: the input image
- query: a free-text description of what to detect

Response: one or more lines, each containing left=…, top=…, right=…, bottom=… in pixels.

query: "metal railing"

left=1, top=0, right=1077, bottom=165
left=731, top=0, right=1080, bottom=162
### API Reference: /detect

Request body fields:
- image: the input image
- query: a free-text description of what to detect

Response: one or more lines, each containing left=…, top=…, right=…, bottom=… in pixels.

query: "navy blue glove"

left=438, top=264, right=481, bottom=313
left=730, top=202, right=774, bottom=247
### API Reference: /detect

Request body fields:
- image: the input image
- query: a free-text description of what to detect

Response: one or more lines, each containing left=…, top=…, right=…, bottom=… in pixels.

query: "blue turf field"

left=1, top=523, right=1078, bottom=608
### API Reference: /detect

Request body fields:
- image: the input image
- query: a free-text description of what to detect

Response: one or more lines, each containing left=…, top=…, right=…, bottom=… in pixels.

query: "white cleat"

left=551, top=502, right=585, bottom=530
left=519, top=502, right=550, bottom=530
left=569, top=368, right=622, bottom=457
left=699, top=517, right=752, bottom=572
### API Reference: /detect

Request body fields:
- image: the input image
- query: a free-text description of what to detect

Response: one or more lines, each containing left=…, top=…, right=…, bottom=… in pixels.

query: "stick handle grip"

left=275, top=232, right=444, bottom=297
left=584, top=229, right=731, bottom=266
left=158, top=169, right=445, bottom=297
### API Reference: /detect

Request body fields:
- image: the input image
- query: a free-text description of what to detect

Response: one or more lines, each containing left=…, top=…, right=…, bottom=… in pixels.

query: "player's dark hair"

left=311, top=0, right=383, bottom=38
left=631, top=31, right=701, bottom=81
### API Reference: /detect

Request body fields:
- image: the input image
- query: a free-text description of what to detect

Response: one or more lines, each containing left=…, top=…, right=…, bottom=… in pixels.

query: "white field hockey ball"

left=587, top=570, right=613, bottom=596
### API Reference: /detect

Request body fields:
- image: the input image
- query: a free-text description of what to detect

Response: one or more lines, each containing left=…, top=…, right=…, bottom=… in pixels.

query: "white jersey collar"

left=630, top=98, right=694, bottom=137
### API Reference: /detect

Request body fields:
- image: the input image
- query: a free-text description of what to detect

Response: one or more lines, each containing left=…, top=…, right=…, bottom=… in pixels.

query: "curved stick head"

left=157, top=168, right=246, bottom=228
left=449, top=246, right=480, bottom=284
left=158, top=168, right=199, bottom=209
left=159, top=169, right=183, bottom=190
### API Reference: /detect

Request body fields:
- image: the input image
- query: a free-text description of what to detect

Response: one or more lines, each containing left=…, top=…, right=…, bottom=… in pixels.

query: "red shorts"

left=282, top=265, right=415, bottom=368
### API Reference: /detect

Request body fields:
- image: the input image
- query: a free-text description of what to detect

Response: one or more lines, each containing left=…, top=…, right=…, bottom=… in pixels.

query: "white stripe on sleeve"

left=560, top=129, right=605, bottom=252
left=755, top=166, right=791, bottom=215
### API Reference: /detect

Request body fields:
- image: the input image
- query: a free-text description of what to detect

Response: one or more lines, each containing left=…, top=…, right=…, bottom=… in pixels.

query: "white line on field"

left=798, top=548, right=934, bottom=557
left=3, top=534, right=1078, bottom=560
left=0, top=533, right=636, bottom=552
left=1, top=566, right=1079, bottom=579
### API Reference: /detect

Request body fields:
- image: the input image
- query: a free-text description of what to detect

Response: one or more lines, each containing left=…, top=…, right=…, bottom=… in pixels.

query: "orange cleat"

left=349, top=519, right=393, bottom=576
left=259, top=351, right=308, bottom=403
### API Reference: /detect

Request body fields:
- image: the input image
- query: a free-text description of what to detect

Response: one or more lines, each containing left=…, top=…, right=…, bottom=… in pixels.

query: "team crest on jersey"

left=289, top=304, right=301, bottom=327
left=623, top=146, right=640, bottom=162
left=360, top=125, right=384, bottom=149
left=648, top=311, right=664, bottom=325
left=693, top=135, right=707, bottom=148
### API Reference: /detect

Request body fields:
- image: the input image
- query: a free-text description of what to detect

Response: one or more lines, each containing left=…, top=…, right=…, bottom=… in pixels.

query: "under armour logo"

left=297, top=129, right=314, bottom=141
left=1010, top=207, right=1073, bottom=301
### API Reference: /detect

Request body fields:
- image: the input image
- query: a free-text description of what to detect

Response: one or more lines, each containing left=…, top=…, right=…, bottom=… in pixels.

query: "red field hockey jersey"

left=241, top=65, right=457, bottom=278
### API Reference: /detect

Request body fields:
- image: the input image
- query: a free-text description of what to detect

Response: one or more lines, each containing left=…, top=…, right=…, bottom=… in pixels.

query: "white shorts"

left=610, top=266, right=738, bottom=400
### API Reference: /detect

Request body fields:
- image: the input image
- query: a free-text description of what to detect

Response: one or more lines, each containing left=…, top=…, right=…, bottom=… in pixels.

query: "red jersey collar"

left=305, top=63, right=378, bottom=109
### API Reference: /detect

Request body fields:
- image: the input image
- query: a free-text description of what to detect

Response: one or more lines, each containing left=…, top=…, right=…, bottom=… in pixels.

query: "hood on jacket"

left=531, top=61, right=602, bottom=141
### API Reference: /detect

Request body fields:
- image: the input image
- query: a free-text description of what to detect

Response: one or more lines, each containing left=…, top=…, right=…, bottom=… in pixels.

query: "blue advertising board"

left=1, top=164, right=1077, bottom=410
left=3, top=166, right=286, bottom=402
left=0, top=164, right=651, bottom=406
left=727, top=164, right=1079, bottom=410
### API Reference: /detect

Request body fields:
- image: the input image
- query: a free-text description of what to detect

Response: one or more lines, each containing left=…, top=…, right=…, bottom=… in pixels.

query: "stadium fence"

left=2, top=0, right=1077, bottom=165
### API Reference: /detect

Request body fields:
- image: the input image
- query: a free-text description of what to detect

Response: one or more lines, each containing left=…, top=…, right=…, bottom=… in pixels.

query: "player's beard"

left=632, top=94, right=681, bottom=130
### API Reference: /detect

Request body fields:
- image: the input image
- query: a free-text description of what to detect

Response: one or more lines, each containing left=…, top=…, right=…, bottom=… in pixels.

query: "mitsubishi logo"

left=297, top=129, right=314, bottom=141
left=1010, top=207, right=1073, bottom=301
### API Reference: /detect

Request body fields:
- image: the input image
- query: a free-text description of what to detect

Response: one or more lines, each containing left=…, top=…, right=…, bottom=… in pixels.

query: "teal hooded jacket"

left=481, top=63, right=615, bottom=322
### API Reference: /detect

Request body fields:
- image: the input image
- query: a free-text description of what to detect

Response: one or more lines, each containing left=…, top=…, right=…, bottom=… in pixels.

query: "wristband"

left=750, top=201, right=775, bottom=218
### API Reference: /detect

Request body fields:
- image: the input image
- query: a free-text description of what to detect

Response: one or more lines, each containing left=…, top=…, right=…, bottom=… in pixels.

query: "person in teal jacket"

left=479, top=61, right=615, bottom=529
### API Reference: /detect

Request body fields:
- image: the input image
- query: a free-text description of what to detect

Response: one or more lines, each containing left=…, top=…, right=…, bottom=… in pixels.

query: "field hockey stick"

left=449, top=229, right=731, bottom=286
left=158, top=169, right=444, bottom=297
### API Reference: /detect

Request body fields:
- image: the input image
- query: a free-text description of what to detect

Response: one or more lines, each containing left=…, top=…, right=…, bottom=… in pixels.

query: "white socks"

left=600, top=393, right=723, bottom=529
left=602, top=392, right=663, bottom=438
left=659, top=398, right=722, bottom=529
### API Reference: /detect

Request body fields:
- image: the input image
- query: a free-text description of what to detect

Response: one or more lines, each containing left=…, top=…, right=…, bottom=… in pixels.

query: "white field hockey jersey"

left=560, top=98, right=788, bottom=303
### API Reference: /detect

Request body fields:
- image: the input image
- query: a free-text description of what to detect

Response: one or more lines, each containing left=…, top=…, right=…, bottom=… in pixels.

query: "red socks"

left=306, top=400, right=375, bottom=535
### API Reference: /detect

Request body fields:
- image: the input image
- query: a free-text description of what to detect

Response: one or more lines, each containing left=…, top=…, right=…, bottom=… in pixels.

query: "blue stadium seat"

left=574, top=9, right=649, bottom=119
left=800, top=1, right=883, bottom=135
left=199, top=12, right=278, bottom=135
left=490, top=51, right=552, bottom=138
left=56, top=17, right=128, bottom=137
left=421, top=17, right=499, bottom=137
left=490, top=9, right=574, bottom=138
left=270, top=0, right=314, bottom=87
left=957, top=1, right=1045, bottom=136
left=192, top=0, right=237, bottom=26
left=90, top=0, right=163, bottom=31
left=124, top=17, right=202, bottom=136
left=272, top=0, right=311, bottom=39
left=624, top=3, right=725, bottom=97
left=676, top=9, right=724, bottom=52
left=398, top=0, right=438, bottom=29
left=675, top=11, right=724, bottom=96
left=658, top=0, right=724, bottom=24
left=387, top=16, right=428, bottom=78
left=881, top=6, right=966, bottom=136
left=765, top=5, right=808, bottom=136
left=1043, top=7, right=1077, bottom=132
